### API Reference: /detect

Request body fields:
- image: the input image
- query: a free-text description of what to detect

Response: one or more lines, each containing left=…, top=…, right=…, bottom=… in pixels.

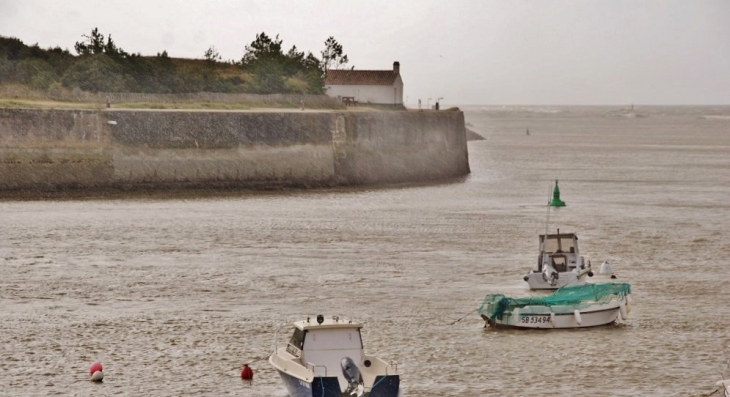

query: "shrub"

left=61, top=54, right=129, bottom=92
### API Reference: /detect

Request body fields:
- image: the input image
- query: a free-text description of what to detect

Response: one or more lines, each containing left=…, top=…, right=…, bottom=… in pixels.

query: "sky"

left=1, top=0, right=729, bottom=106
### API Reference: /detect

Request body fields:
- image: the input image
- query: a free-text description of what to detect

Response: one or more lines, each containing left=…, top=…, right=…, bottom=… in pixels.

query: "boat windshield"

left=289, top=328, right=306, bottom=349
left=544, top=236, right=576, bottom=254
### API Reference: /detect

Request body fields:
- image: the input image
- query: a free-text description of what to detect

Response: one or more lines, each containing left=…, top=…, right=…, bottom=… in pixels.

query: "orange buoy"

left=89, top=362, right=104, bottom=382
left=241, top=364, right=254, bottom=384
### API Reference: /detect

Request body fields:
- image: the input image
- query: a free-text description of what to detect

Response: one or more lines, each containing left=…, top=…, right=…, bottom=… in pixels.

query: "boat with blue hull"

left=269, top=315, right=401, bottom=397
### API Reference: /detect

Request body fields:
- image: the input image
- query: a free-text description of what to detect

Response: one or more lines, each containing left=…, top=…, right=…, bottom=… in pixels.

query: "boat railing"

left=272, top=325, right=282, bottom=354
left=306, top=362, right=327, bottom=377
left=576, top=267, right=592, bottom=278
left=385, top=360, right=398, bottom=375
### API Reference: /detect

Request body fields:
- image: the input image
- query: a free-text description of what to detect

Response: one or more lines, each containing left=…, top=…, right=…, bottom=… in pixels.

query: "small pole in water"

left=526, top=128, right=530, bottom=136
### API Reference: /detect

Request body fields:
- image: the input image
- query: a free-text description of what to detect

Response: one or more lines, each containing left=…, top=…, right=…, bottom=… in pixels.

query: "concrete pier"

left=0, top=108, right=470, bottom=192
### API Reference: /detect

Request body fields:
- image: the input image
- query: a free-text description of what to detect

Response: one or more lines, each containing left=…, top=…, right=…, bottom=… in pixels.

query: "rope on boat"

left=370, top=375, right=387, bottom=391
left=703, top=388, right=719, bottom=396
left=450, top=309, right=477, bottom=325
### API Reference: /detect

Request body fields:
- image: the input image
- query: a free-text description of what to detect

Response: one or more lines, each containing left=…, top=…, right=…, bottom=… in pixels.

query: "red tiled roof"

left=324, top=69, right=398, bottom=86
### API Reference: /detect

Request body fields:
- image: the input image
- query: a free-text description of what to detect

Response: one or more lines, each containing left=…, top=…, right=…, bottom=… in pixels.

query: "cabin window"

left=545, top=237, right=576, bottom=254
left=560, top=238, right=575, bottom=252
left=289, top=329, right=306, bottom=349
left=300, top=328, right=363, bottom=350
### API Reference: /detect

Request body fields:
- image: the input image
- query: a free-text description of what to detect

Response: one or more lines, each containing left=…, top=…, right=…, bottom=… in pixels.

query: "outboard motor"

left=542, top=263, right=559, bottom=286
left=341, top=357, right=363, bottom=396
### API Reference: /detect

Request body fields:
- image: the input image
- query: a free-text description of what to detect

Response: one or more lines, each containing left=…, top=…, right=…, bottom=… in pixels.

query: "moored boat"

left=478, top=282, right=632, bottom=329
left=523, top=230, right=595, bottom=290
left=269, top=314, right=400, bottom=397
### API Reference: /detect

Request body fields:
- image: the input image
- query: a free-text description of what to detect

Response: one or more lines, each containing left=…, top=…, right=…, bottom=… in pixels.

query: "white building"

left=324, top=61, right=403, bottom=106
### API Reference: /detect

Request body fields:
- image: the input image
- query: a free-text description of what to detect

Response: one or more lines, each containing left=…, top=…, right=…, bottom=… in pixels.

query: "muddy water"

left=1, top=106, right=729, bottom=396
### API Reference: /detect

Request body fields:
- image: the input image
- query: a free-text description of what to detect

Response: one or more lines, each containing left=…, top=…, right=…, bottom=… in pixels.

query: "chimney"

left=393, top=61, right=400, bottom=74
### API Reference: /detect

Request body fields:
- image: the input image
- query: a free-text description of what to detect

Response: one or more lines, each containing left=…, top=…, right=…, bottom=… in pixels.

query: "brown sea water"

left=1, top=106, right=729, bottom=396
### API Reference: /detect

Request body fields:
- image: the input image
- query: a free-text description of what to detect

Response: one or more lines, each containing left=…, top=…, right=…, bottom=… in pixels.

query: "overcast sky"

left=1, top=0, right=729, bottom=105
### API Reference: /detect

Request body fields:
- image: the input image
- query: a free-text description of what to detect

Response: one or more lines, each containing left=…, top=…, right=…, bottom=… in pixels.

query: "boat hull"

left=276, top=369, right=341, bottom=397
left=369, top=375, right=401, bottom=397
left=482, top=300, right=623, bottom=329
left=275, top=369, right=400, bottom=397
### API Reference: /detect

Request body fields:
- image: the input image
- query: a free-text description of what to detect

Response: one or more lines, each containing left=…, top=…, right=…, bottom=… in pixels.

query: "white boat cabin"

left=525, top=230, right=594, bottom=290
left=285, top=316, right=364, bottom=389
left=538, top=231, right=586, bottom=273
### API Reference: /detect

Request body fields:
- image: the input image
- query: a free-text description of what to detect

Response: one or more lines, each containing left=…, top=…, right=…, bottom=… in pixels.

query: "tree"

left=241, top=32, right=285, bottom=68
left=74, top=28, right=127, bottom=58
left=199, top=45, right=223, bottom=90
left=298, top=52, right=325, bottom=94
left=45, top=46, right=74, bottom=77
left=204, top=46, right=221, bottom=63
left=103, top=34, right=128, bottom=58
left=74, top=28, right=105, bottom=55
left=241, top=32, right=289, bottom=93
left=0, top=36, right=27, bottom=60
left=320, top=36, right=349, bottom=73
left=284, top=45, right=305, bottom=76
left=1, top=30, right=337, bottom=95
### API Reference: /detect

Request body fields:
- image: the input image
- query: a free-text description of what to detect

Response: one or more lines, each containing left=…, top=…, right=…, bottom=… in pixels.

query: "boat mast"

left=543, top=184, right=551, bottom=251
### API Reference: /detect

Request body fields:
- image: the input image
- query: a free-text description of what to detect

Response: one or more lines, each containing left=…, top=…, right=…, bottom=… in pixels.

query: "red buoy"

left=89, top=362, right=103, bottom=375
left=89, top=362, right=104, bottom=382
left=241, top=364, right=254, bottom=384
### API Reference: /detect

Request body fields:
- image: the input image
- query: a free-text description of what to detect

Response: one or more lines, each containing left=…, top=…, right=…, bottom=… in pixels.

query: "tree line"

left=0, top=28, right=350, bottom=95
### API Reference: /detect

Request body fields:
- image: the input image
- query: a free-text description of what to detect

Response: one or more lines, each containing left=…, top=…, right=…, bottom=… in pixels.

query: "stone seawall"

left=0, top=108, right=469, bottom=192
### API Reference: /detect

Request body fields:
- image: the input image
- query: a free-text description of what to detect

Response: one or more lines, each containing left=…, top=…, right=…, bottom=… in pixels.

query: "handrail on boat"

left=273, top=325, right=283, bottom=354
left=306, top=362, right=327, bottom=377
left=385, top=360, right=398, bottom=375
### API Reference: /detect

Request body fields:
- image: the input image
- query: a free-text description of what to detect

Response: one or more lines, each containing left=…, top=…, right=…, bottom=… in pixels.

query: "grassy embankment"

left=0, top=83, right=345, bottom=110
left=0, top=55, right=343, bottom=110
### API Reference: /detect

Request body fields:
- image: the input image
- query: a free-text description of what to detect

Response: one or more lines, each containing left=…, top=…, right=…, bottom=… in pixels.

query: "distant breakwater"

left=0, top=108, right=470, bottom=195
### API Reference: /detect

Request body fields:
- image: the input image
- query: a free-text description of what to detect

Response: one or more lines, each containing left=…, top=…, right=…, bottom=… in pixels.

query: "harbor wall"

left=0, top=108, right=469, bottom=192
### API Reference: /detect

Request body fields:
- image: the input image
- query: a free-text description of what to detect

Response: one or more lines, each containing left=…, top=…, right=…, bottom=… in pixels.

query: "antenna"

left=544, top=183, right=552, bottom=247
